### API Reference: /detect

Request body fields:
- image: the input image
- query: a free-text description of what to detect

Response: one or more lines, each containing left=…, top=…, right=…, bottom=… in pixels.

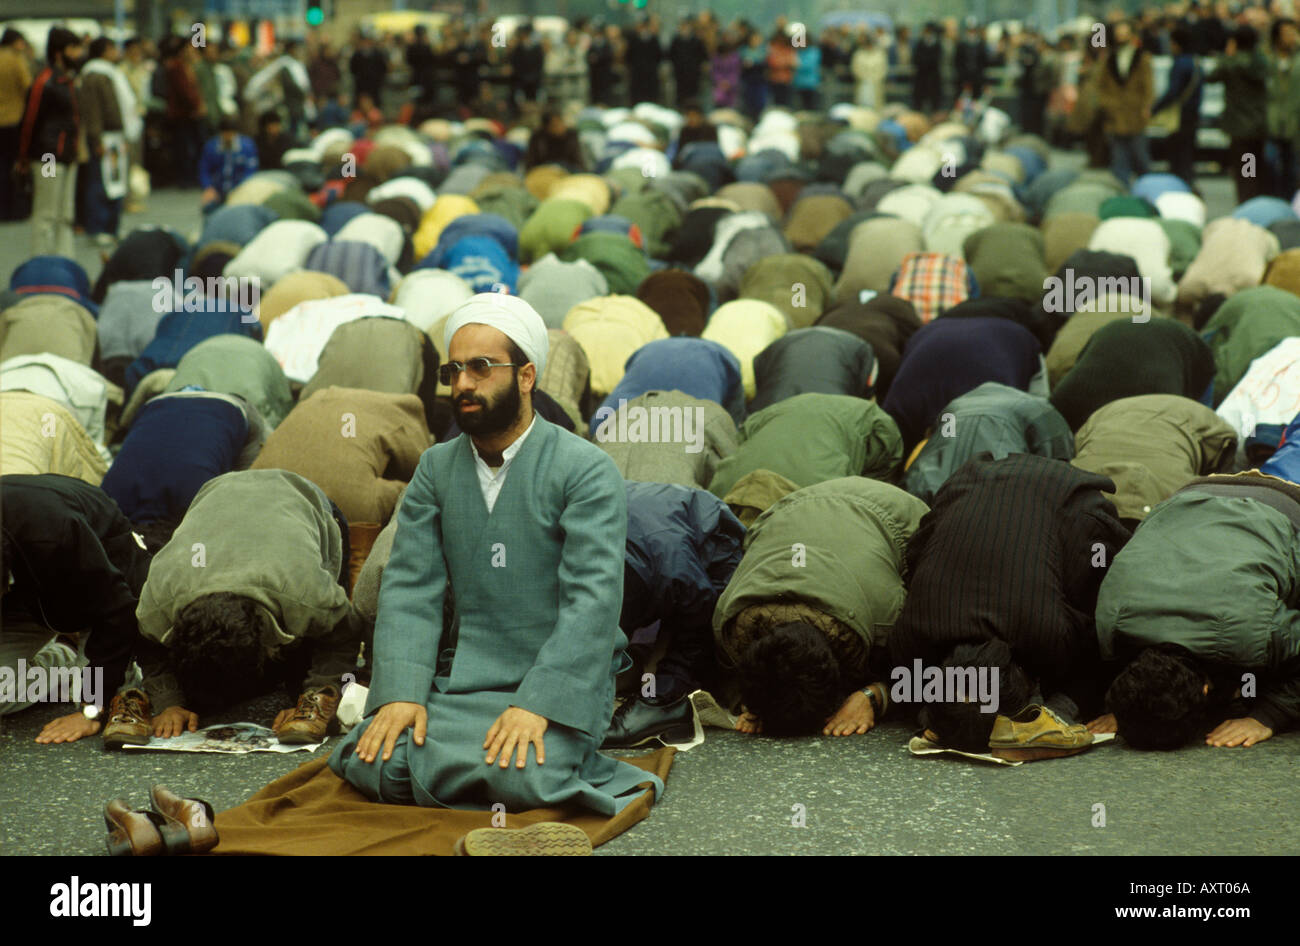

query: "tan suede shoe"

left=102, top=688, right=152, bottom=749
left=988, top=704, right=1094, bottom=761
left=275, top=685, right=340, bottom=744
left=454, top=822, right=593, bottom=856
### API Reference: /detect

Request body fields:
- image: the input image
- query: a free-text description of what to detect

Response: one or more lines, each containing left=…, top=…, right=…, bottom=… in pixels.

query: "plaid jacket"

left=888, top=252, right=979, bottom=324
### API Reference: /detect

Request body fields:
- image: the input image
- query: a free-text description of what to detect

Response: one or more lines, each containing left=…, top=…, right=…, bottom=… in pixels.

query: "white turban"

left=443, top=293, right=549, bottom=378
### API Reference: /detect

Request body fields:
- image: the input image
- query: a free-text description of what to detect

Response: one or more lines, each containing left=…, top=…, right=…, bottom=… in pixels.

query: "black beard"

left=454, top=372, right=522, bottom=437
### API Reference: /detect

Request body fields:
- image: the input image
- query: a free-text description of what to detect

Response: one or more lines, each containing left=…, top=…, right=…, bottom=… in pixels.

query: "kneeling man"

left=330, top=294, right=662, bottom=814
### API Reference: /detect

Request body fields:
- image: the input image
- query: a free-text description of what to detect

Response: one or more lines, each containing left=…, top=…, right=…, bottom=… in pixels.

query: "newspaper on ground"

left=121, top=722, right=325, bottom=753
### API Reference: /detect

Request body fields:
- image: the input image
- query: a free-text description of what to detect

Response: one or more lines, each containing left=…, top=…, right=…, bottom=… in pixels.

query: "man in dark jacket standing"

left=889, top=454, right=1130, bottom=750
left=625, top=17, right=663, bottom=105
left=954, top=20, right=990, bottom=102
left=2, top=474, right=151, bottom=742
left=585, top=24, right=615, bottom=106
left=1207, top=25, right=1269, bottom=203
left=0, top=28, right=32, bottom=221
left=668, top=18, right=708, bottom=107
left=604, top=481, right=745, bottom=748
left=348, top=30, right=387, bottom=109
left=16, top=27, right=83, bottom=257
left=911, top=22, right=944, bottom=114
left=508, top=24, right=545, bottom=112
left=1150, top=26, right=1202, bottom=187
left=1098, top=471, right=1300, bottom=749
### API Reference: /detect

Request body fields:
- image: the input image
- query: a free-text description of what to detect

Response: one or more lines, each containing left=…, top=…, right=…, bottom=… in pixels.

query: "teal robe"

left=330, top=416, right=662, bottom=815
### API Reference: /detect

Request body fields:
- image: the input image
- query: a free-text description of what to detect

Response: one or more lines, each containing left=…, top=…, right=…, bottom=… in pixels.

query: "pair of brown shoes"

left=104, top=786, right=218, bottom=856
left=101, top=685, right=341, bottom=747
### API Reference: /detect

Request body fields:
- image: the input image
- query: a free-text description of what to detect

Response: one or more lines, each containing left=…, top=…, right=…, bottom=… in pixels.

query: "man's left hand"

left=1206, top=717, right=1273, bottom=747
left=484, top=706, right=547, bottom=768
left=823, top=690, right=875, bottom=736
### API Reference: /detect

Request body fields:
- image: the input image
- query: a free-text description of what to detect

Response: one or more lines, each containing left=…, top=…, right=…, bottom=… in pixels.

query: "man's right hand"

left=353, top=701, right=427, bottom=763
left=152, top=705, right=199, bottom=738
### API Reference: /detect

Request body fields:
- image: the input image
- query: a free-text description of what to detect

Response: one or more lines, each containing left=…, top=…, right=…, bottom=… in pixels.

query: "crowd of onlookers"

left=1, top=4, right=1299, bottom=258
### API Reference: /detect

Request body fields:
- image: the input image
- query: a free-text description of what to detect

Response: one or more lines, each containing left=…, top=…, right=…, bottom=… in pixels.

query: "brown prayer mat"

left=210, top=748, right=674, bottom=855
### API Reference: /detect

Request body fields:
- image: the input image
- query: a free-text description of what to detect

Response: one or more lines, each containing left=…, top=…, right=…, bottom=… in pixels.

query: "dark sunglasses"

left=438, top=357, right=522, bottom=386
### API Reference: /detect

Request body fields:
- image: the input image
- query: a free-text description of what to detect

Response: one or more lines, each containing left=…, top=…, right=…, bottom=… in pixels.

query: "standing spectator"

left=1151, top=26, right=1203, bottom=188
left=349, top=30, right=387, bottom=109
left=912, top=22, right=944, bottom=114
left=308, top=36, right=342, bottom=104
left=509, top=24, right=545, bottom=112
left=792, top=39, right=821, bottom=111
left=739, top=28, right=768, bottom=118
left=544, top=29, right=587, bottom=107
left=198, top=115, right=258, bottom=210
left=893, top=25, right=912, bottom=70
left=1208, top=25, right=1270, bottom=203
left=164, top=37, right=206, bottom=187
left=852, top=30, right=888, bottom=110
left=954, top=19, right=990, bottom=103
left=766, top=30, right=796, bottom=107
left=1016, top=32, right=1052, bottom=136
left=1265, top=17, right=1300, bottom=200
left=17, top=27, right=84, bottom=258
left=80, top=37, right=137, bottom=251
left=0, top=28, right=32, bottom=221
left=710, top=35, right=741, bottom=109
left=625, top=17, right=663, bottom=105
left=450, top=26, right=485, bottom=108
left=406, top=25, right=436, bottom=105
left=669, top=17, right=708, bottom=107
left=940, top=18, right=960, bottom=106
left=1096, top=20, right=1155, bottom=187
left=586, top=22, right=615, bottom=106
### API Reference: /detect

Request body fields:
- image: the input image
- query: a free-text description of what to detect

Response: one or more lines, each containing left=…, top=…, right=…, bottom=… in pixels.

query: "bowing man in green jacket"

left=330, top=294, right=662, bottom=814
left=1097, top=471, right=1300, bottom=749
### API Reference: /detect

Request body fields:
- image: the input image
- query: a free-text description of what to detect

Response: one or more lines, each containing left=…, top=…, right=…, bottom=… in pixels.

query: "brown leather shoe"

left=104, top=798, right=165, bottom=856
left=276, top=685, right=340, bottom=744
left=149, top=785, right=219, bottom=854
left=102, top=689, right=152, bottom=749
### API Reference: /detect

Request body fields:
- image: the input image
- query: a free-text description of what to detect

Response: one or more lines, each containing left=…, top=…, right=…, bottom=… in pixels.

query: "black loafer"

left=602, top=694, right=694, bottom=749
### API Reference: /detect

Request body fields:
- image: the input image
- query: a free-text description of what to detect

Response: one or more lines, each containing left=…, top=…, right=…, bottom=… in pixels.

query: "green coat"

left=1096, top=476, right=1300, bottom=732
left=713, top=475, right=929, bottom=665
left=1202, top=285, right=1300, bottom=403
left=706, top=393, right=903, bottom=499
left=166, top=334, right=294, bottom=429
left=1266, top=51, right=1300, bottom=141
left=1206, top=51, right=1269, bottom=140
left=1071, top=394, right=1237, bottom=521
left=330, top=417, right=662, bottom=813
left=135, top=469, right=363, bottom=709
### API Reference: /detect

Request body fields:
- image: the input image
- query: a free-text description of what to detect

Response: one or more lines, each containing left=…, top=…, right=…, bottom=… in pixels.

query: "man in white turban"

left=331, top=293, right=662, bottom=837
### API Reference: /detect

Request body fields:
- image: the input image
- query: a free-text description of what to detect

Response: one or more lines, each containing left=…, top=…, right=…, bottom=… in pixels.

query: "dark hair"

left=1, top=28, right=25, bottom=47
left=1272, top=18, right=1297, bottom=48
left=219, top=114, right=241, bottom=133
left=47, top=26, right=79, bottom=66
left=135, top=519, right=180, bottom=557
left=258, top=109, right=283, bottom=130
left=170, top=592, right=275, bottom=713
left=735, top=621, right=843, bottom=737
left=918, top=640, right=1032, bottom=752
left=88, top=36, right=114, bottom=60
left=1106, top=646, right=1209, bottom=750
left=1235, top=25, right=1258, bottom=52
left=1170, top=25, right=1194, bottom=51
left=124, top=36, right=141, bottom=52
